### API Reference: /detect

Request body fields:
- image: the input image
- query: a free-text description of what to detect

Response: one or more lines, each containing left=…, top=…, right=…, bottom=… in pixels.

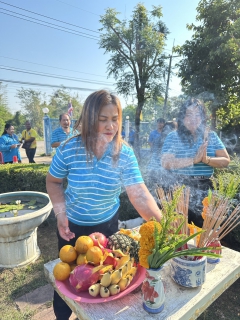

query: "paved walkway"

left=15, top=284, right=78, bottom=319
left=20, top=140, right=53, bottom=164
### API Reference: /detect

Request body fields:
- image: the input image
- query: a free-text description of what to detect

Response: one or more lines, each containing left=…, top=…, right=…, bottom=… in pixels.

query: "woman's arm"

left=125, top=183, right=162, bottom=222
left=46, top=173, right=75, bottom=241
left=51, top=141, right=61, bottom=148
left=201, top=149, right=230, bottom=168
left=161, top=142, right=208, bottom=169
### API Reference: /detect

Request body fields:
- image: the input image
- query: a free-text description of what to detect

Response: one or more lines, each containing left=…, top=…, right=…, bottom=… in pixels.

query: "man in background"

left=148, top=118, right=165, bottom=151
left=20, top=121, right=37, bottom=163
left=51, top=113, right=74, bottom=148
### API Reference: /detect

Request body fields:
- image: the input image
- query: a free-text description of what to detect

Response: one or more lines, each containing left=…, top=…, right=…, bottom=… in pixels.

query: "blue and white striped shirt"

left=51, top=127, right=74, bottom=146
left=49, top=137, right=143, bottom=226
left=161, top=131, right=225, bottom=176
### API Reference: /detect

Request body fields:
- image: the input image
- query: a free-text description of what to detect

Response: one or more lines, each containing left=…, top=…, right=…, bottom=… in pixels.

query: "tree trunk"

left=134, top=95, right=144, bottom=162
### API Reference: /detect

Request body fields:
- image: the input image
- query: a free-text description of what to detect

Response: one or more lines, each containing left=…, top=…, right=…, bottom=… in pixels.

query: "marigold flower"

left=138, top=221, right=161, bottom=268
left=188, top=222, right=202, bottom=246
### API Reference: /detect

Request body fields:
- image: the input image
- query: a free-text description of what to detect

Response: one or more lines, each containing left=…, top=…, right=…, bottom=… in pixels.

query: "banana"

left=108, top=284, right=120, bottom=295
left=126, top=274, right=133, bottom=283
left=126, top=259, right=133, bottom=272
left=115, top=254, right=130, bottom=270
left=100, top=271, right=112, bottom=287
left=110, top=268, right=122, bottom=284
left=121, top=264, right=128, bottom=278
left=118, top=277, right=130, bottom=292
left=100, top=285, right=110, bottom=298
left=88, top=283, right=101, bottom=297
left=127, top=266, right=137, bottom=277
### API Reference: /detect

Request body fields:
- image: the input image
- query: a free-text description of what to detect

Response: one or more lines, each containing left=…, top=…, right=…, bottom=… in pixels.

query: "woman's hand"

left=193, top=142, right=208, bottom=164
left=10, top=144, right=18, bottom=149
left=57, top=213, right=75, bottom=241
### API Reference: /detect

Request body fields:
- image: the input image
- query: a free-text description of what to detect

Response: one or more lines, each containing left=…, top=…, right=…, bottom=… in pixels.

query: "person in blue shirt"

left=46, top=90, right=162, bottom=320
left=148, top=118, right=165, bottom=151
left=161, top=98, right=230, bottom=227
left=128, top=126, right=135, bottom=146
left=51, top=113, right=74, bottom=148
left=0, top=123, right=21, bottom=164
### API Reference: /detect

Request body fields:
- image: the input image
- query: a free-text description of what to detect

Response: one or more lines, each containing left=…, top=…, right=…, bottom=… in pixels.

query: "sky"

left=0, top=0, right=200, bottom=113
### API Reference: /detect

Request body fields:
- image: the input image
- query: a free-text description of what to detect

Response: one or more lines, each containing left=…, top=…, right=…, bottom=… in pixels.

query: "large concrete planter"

left=0, top=191, right=52, bottom=268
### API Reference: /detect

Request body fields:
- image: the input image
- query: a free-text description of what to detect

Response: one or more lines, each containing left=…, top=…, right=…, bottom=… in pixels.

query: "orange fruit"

left=53, top=262, right=71, bottom=281
left=76, top=253, right=87, bottom=265
left=59, top=245, right=77, bottom=263
left=86, top=246, right=103, bottom=265
left=75, top=236, right=94, bottom=254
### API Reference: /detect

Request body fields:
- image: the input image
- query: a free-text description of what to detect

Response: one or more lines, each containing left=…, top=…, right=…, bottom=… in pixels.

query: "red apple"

left=89, top=232, right=108, bottom=248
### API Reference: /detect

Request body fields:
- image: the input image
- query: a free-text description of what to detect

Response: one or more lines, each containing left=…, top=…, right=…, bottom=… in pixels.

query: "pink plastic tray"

left=55, top=264, right=145, bottom=303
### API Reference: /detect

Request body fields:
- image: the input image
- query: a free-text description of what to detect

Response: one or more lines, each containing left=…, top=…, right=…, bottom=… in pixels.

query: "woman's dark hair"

left=2, top=123, right=12, bottom=136
left=177, top=98, right=207, bottom=145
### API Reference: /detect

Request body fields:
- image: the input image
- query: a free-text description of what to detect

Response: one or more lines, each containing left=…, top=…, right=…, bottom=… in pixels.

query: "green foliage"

left=48, top=88, right=83, bottom=120
left=0, top=164, right=50, bottom=193
left=16, top=89, right=46, bottom=136
left=211, top=171, right=240, bottom=200
left=175, top=0, right=240, bottom=129
left=99, top=3, right=169, bottom=132
left=0, top=83, right=12, bottom=134
left=122, top=105, right=136, bottom=122
left=212, top=155, right=240, bottom=245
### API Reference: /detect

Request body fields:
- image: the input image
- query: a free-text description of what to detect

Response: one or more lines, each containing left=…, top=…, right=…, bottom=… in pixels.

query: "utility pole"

left=163, top=40, right=180, bottom=118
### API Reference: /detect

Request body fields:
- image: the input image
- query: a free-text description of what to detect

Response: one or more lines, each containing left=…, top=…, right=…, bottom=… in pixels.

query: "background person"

left=20, top=121, right=37, bottom=163
left=147, top=121, right=177, bottom=184
left=0, top=123, right=21, bottom=164
left=51, top=113, right=74, bottom=148
left=161, top=98, right=230, bottom=227
left=46, top=90, right=162, bottom=320
left=128, top=126, right=135, bottom=147
left=148, top=118, right=165, bottom=151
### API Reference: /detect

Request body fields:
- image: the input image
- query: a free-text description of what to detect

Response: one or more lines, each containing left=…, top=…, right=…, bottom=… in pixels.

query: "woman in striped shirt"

left=46, top=90, right=162, bottom=320
left=161, top=98, right=230, bottom=227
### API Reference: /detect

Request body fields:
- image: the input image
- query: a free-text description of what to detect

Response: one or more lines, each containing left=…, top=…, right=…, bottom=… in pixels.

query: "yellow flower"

left=188, top=222, right=202, bottom=246
left=138, top=221, right=161, bottom=268
left=201, top=196, right=209, bottom=220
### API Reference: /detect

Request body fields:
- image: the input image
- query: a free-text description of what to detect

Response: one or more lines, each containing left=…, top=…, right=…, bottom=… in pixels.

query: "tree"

left=99, top=3, right=169, bottom=155
left=48, top=89, right=83, bottom=120
left=16, top=88, right=45, bottom=136
left=0, top=83, right=12, bottom=134
left=175, top=0, right=240, bottom=128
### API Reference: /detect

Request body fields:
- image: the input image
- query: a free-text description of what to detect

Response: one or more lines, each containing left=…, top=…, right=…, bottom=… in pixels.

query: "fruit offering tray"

left=55, top=264, right=145, bottom=303
left=53, top=228, right=143, bottom=303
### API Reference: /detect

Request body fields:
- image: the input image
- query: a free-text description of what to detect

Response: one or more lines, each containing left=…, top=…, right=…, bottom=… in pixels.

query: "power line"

left=0, top=79, right=101, bottom=91
left=54, top=0, right=100, bottom=16
left=0, top=1, right=100, bottom=33
left=0, top=10, right=99, bottom=40
left=0, top=55, right=110, bottom=78
left=0, top=65, right=115, bottom=86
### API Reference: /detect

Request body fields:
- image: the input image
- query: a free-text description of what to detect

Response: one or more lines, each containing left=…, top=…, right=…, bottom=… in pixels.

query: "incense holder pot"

left=170, top=256, right=206, bottom=288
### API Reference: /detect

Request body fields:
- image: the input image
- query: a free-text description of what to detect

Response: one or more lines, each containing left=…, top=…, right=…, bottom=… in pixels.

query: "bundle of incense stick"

left=198, top=194, right=240, bottom=247
left=156, top=186, right=190, bottom=235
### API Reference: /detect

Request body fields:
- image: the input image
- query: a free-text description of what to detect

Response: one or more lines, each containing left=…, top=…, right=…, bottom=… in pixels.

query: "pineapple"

left=107, top=233, right=140, bottom=263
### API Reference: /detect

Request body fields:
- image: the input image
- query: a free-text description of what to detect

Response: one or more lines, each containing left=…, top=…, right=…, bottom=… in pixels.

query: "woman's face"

left=97, top=103, right=119, bottom=144
left=6, top=126, right=14, bottom=135
left=183, top=105, right=202, bottom=133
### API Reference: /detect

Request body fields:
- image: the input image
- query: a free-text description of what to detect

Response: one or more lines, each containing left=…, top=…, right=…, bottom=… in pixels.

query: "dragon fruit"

left=69, top=264, right=105, bottom=292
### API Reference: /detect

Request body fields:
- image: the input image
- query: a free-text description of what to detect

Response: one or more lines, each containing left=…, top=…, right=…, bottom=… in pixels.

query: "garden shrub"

left=0, top=163, right=50, bottom=193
